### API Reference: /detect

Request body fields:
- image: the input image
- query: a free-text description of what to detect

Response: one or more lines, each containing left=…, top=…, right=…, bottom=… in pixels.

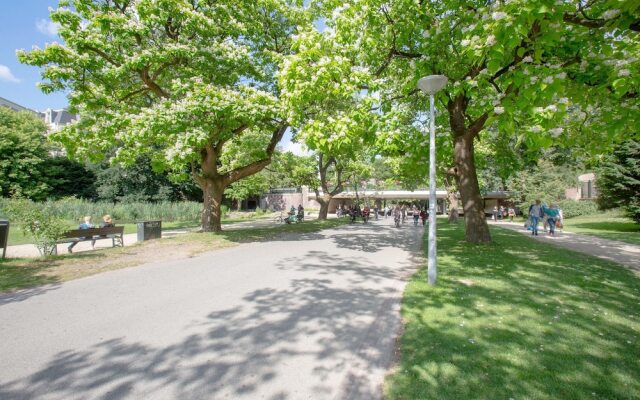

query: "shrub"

left=2, top=199, right=68, bottom=255
left=557, top=199, right=599, bottom=218
left=0, top=198, right=228, bottom=225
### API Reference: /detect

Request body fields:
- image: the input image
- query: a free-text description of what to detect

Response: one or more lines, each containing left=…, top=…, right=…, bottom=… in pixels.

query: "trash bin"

left=136, top=220, right=161, bottom=241
left=0, top=220, right=9, bottom=259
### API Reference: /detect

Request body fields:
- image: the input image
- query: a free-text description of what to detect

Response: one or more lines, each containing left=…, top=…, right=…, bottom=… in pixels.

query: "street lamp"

left=417, top=75, right=448, bottom=285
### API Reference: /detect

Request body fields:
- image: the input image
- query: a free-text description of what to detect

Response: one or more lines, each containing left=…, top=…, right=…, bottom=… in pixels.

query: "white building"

left=39, top=108, right=78, bottom=133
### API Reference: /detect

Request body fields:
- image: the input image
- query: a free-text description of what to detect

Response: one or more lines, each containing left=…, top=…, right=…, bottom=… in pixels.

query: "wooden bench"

left=55, top=226, right=125, bottom=255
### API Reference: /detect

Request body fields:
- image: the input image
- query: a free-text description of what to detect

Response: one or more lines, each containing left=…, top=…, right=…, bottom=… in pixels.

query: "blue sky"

left=0, top=0, right=68, bottom=111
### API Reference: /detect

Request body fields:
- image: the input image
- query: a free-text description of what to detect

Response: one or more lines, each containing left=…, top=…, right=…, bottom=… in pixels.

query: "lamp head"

left=417, top=75, right=448, bottom=95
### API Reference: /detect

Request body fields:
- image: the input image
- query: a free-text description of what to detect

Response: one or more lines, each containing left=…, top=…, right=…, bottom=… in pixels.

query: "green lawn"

left=562, top=210, right=640, bottom=245
left=385, top=223, right=640, bottom=399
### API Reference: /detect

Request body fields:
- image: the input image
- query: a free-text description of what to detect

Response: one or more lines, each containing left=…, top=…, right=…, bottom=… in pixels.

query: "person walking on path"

left=543, top=204, right=561, bottom=236
left=528, top=200, right=543, bottom=236
left=420, top=208, right=428, bottom=226
left=413, top=206, right=420, bottom=226
left=508, top=207, right=515, bottom=222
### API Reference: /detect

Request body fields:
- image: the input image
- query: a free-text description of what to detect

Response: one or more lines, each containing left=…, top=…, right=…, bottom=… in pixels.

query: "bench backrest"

left=62, top=226, right=124, bottom=239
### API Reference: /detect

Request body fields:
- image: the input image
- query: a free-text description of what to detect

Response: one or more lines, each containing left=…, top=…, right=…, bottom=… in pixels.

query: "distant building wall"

left=566, top=173, right=598, bottom=201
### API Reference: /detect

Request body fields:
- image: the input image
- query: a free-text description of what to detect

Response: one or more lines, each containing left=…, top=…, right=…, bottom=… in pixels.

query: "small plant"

left=2, top=199, right=68, bottom=256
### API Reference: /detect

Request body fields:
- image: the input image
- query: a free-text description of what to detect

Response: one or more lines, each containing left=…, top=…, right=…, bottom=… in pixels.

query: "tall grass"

left=0, top=198, right=229, bottom=223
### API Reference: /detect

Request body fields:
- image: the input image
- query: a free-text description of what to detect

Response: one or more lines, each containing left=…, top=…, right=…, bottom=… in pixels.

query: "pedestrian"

left=420, top=208, right=428, bottom=226
left=492, top=206, right=498, bottom=221
left=508, top=207, right=515, bottom=222
left=528, top=200, right=543, bottom=236
left=413, top=206, right=420, bottom=226
left=401, top=205, right=407, bottom=224
left=543, top=203, right=560, bottom=236
left=373, top=204, right=379, bottom=220
left=557, top=207, right=564, bottom=231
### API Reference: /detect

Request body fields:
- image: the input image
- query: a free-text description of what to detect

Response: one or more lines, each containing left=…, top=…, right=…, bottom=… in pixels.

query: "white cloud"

left=36, top=19, right=59, bottom=36
left=0, top=65, right=20, bottom=83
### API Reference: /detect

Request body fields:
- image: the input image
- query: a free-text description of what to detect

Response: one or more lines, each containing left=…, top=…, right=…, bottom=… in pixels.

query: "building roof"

left=0, top=96, right=37, bottom=114
left=313, top=190, right=449, bottom=200
left=42, top=108, right=77, bottom=126
left=483, top=191, right=512, bottom=199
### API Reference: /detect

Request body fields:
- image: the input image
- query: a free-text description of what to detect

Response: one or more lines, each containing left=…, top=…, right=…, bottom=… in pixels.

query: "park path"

left=3, top=217, right=291, bottom=258
left=0, top=218, right=424, bottom=400
left=491, top=221, right=640, bottom=272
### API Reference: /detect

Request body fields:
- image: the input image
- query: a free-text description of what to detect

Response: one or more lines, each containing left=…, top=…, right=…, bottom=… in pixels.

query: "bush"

left=2, top=199, right=68, bottom=255
left=0, top=198, right=230, bottom=225
left=557, top=199, right=599, bottom=218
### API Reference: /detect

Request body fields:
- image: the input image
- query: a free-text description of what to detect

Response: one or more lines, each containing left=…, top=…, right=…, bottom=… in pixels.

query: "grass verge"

left=385, top=223, right=640, bottom=399
left=562, top=210, right=640, bottom=245
left=0, top=218, right=348, bottom=293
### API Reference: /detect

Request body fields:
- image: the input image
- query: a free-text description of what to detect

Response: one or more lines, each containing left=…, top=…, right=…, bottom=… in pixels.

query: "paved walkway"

left=3, top=216, right=308, bottom=258
left=491, top=221, right=640, bottom=272
left=0, top=218, right=423, bottom=400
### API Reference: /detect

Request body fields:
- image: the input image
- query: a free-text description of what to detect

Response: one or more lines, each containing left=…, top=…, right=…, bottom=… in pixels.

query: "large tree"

left=279, top=29, right=380, bottom=218
left=306, top=0, right=639, bottom=242
left=19, top=0, right=304, bottom=231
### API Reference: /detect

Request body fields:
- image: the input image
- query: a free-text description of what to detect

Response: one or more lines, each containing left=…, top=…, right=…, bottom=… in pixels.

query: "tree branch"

left=224, top=122, right=288, bottom=185
left=119, top=87, right=149, bottom=102
left=84, top=45, right=121, bottom=67
left=139, top=67, right=169, bottom=98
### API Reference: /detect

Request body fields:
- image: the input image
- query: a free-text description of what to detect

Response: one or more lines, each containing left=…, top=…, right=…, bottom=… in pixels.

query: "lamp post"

left=417, top=75, right=448, bottom=285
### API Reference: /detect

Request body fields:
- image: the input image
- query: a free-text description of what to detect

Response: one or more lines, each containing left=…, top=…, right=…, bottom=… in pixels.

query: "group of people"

left=527, top=200, right=563, bottom=236
left=492, top=205, right=516, bottom=222
left=287, top=205, right=304, bottom=223
left=67, top=214, right=114, bottom=253
left=336, top=203, right=429, bottom=227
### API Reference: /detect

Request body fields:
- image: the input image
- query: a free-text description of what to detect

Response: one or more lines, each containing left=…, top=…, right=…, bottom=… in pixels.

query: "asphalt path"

left=491, top=221, right=640, bottom=272
left=0, top=218, right=424, bottom=400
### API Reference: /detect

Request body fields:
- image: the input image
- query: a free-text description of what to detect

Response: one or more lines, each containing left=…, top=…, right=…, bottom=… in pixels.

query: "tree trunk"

left=201, top=179, right=225, bottom=232
left=454, top=134, right=491, bottom=243
left=317, top=194, right=331, bottom=220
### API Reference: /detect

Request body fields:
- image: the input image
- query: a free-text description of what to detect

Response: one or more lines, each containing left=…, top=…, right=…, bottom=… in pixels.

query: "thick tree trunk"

left=201, top=178, right=225, bottom=232
left=447, top=93, right=491, bottom=243
left=454, top=134, right=491, bottom=243
left=194, top=122, right=288, bottom=233
left=316, top=194, right=331, bottom=220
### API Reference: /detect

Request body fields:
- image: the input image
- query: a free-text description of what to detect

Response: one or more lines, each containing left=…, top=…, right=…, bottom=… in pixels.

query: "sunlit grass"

left=385, top=223, right=640, bottom=399
left=562, top=209, right=640, bottom=245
